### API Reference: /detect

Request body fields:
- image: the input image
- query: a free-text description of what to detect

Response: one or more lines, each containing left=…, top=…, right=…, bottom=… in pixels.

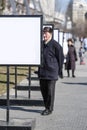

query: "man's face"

left=43, top=31, right=52, bottom=42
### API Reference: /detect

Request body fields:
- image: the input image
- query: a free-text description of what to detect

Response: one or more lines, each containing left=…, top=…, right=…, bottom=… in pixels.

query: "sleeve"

left=55, top=42, right=64, bottom=77
left=74, top=47, right=78, bottom=61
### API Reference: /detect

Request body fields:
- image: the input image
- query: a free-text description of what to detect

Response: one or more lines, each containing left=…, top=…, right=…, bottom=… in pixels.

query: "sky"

left=55, top=0, right=71, bottom=14
left=55, top=0, right=87, bottom=14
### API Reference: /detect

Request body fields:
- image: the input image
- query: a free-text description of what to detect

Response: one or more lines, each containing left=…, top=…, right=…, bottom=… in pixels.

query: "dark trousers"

left=40, top=79, right=56, bottom=111
left=67, top=69, right=75, bottom=77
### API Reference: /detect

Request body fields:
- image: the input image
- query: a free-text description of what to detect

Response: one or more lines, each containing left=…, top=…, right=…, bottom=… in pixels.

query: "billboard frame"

left=0, top=15, right=43, bottom=66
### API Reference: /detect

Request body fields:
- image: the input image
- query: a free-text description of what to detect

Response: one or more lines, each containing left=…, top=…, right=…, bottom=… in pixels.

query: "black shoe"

left=41, top=109, right=52, bottom=116
left=72, top=75, right=75, bottom=78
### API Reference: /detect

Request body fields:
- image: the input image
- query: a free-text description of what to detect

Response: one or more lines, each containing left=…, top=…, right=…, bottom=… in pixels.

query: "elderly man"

left=39, top=27, right=64, bottom=115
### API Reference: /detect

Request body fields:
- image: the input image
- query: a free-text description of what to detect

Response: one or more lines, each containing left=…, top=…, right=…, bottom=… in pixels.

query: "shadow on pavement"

left=62, top=82, right=87, bottom=86
left=0, top=106, right=42, bottom=114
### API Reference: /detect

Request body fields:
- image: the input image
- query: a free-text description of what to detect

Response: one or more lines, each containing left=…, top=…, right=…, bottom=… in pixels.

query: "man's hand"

left=59, top=70, right=63, bottom=79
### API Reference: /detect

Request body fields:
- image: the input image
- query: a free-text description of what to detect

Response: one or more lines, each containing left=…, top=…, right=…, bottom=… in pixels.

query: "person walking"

left=83, top=37, right=87, bottom=52
left=66, top=38, right=77, bottom=78
left=39, top=27, right=64, bottom=116
left=79, top=46, right=85, bottom=65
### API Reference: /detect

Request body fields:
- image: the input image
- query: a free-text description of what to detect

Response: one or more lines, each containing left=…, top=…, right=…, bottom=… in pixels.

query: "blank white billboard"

left=0, top=16, right=42, bottom=65
left=63, top=33, right=68, bottom=57
left=59, top=31, right=63, bottom=47
left=53, top=29, right=59, bottom=42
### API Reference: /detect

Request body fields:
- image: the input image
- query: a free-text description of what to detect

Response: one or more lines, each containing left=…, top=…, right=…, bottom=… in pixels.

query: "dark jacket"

left=66, top=44, right=77, bottom=70
left=39, top=39, right=64, bottom=80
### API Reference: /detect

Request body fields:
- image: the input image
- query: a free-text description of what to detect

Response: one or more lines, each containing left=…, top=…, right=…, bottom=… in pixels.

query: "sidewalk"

left=21, top=55, right=87, bottom=130
left=0, top=42, right=87, bottom=130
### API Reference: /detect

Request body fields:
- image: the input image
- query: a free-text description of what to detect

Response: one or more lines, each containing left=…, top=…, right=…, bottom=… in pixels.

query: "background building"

left=0, top=0, right=66, bottom=29
left=72, top=0, right=87, bottom=24
left=66, top=0, right=87, bottom=36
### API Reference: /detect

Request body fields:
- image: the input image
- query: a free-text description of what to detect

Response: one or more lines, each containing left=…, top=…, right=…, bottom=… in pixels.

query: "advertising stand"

left=53, top=28, right=59, bottom=42
left=0, top=15, right=42, bottom=130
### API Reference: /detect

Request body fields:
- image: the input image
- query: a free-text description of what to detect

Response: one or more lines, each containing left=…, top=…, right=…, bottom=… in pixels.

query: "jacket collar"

left=43, top=39, right=53, bottom=47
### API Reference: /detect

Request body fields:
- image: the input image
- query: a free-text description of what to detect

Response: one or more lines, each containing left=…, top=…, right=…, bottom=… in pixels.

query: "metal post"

left=28, top=66, right=31, bottom=98
left=15, top=66, right=17, bottom=98
left=6, top=66, right=10, bottom=123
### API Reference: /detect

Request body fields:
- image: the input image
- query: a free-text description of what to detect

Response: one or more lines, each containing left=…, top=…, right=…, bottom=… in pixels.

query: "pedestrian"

left=79, top=37, right=83, bottom=46
left=39, top=27, right=64, bottom=115
left=66, top=38, right=77, bottom=78
left=79, top=46, right=85, bottom=65
left=83, top=37, right=87, bottom=52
